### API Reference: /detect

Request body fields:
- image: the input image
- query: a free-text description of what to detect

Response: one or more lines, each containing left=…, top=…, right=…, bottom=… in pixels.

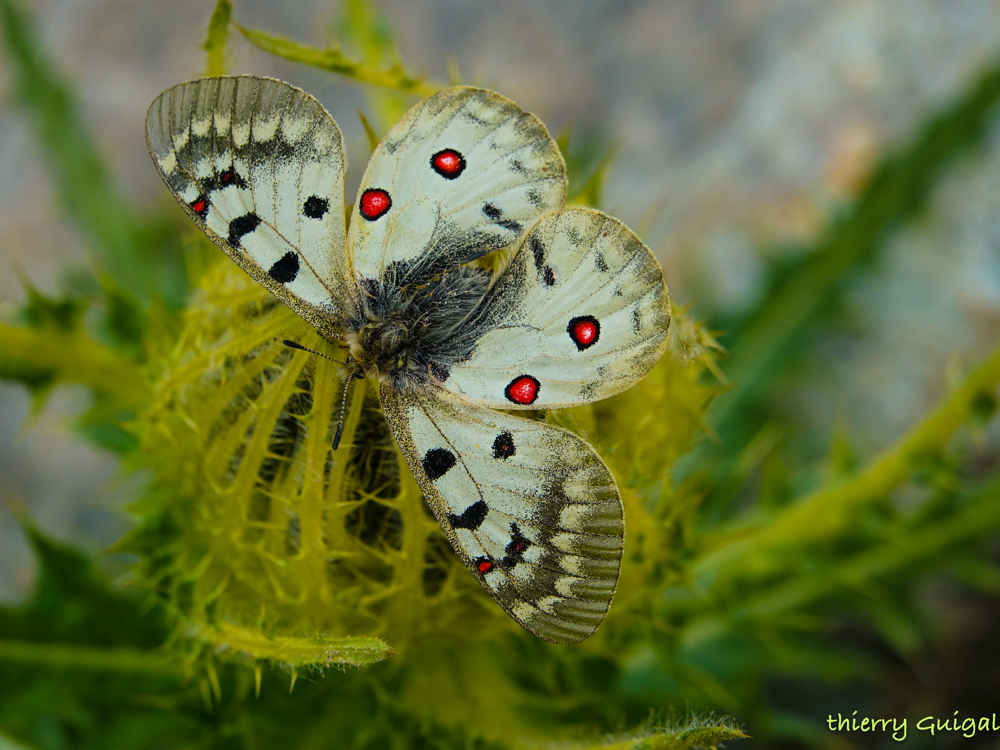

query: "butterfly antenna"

left=331, top=374, right=356, bottom=451
left=283, top=339, right=348, bottom=367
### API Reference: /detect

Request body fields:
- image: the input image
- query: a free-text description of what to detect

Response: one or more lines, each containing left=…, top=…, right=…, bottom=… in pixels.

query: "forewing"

left=146, top=76, right=355, bottom=337
left=444, top=207, right=670, bottom=408
left=348, top=87, right=566, bottom=284
left=382, top=385, right=623, bottom=645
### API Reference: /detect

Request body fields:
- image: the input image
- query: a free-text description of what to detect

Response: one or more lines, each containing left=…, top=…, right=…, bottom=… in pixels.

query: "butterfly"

left=146, top=76, right=670, bottom=644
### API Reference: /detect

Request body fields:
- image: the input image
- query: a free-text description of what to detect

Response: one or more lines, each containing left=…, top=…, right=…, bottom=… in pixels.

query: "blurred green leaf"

left=695, top=339, right=1000, bottom=592
left=202, top=0, right=232, bottom=77
left=0, top=322, right=148, bottom=406
left=235, top=23, right=440, bottom=97
left=708, top=55, right=1000, bottom=456
left=357, top=108, right=381, bottom=153
left=0, top=0, right=188, bottom=311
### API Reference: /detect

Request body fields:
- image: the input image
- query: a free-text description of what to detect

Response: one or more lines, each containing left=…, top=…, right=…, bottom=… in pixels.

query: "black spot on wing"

left=448, top=500, right=488, bottom=531
left=303, top=195, right=329, bottom=219
left=543, top=266, right=556, bottom=286
left=632, top=307, right=643, bottom=333
left=204, top=166, right=247, bottom=192
left=531, top=237, right=546, bottom=271
left=501, top=523, right=532, bottom=569
left=595, top=252, right=610, bottom=273
left=422, top=447, right=456, bottom=481
left=482, top=202, right=522, bottom=234
left=268, top=252, right=299, bottom=283
left=228, top=213, right=261, bottom=247
left=492, top=432, right=515, bottom=460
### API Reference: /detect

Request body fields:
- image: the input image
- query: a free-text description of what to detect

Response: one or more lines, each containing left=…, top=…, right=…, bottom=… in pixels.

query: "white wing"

left=348, top=87, right=566, bottom=285
left=382, top=385, right=623, bottom=645
left=442, top=207, right=671, bottom=408
left=146, top=76, right=355, bottom=337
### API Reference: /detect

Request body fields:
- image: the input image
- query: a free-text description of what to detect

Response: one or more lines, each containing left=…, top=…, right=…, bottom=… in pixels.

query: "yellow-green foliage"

left=126, top=257, right=721, bottom=674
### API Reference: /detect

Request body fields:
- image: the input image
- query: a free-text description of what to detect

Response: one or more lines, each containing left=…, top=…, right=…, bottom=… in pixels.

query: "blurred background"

left=3, top=1, right=1000, bottom=747
left=5, top=0, right=1000, bottom=596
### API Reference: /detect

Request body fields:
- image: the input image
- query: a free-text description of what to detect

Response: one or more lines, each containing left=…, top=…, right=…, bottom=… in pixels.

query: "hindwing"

left=444, top=207, right=671, bottom=408
left=382, top=385, right=624, bottom=645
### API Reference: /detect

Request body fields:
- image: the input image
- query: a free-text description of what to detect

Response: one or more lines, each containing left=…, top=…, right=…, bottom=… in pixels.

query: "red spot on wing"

left=477, top=558, right=494, bottom=573
left=190, top=196, right=208, bottom=218
left=360, top=188, right=392, bottom=221
left=505, top=375, right=540, bottom=405
left=573, top=321, right=597, bottom=345
left=431, top=149, right=466, bottom=179
left=568, top=315, right=601, bottom=351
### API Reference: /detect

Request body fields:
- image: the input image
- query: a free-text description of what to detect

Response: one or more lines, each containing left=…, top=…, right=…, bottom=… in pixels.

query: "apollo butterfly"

left=146, top=76, right=671, bottom=644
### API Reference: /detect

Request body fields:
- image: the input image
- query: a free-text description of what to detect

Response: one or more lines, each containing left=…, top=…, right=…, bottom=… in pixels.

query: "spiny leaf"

left=333, top=0, right=428, bottom=129
left=0, top=522, right=168, bottom=649
left=695, top=338, right=1000, bottom=591
left=524, top=713, right=747, bottom=750
left=334, top=0, right=394, bottom=67
left=197, top=623, right=395, bottom=670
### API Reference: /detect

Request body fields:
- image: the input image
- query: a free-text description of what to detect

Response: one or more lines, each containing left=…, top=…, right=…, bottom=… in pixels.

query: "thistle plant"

left=2, top=1, right=1000, bottom=748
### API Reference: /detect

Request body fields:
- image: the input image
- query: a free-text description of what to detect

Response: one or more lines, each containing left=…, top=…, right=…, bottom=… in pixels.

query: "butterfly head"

left=345, top=319, right=411, bottom=383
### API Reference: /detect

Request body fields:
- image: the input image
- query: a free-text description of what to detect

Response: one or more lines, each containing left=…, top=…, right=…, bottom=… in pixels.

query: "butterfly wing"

left=441, top=207, right=670, bottom=408
left=146, top=76, right=355, bottom=337
left=382, top=385, right=623, bottom=645
left=348, top=87, right=566, bottom=284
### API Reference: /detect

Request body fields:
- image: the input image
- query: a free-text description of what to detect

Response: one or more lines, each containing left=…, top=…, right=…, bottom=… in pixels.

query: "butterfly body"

left=147, top=76, right=670, bottom=644
left=345, top=263, right=491, bottom=389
